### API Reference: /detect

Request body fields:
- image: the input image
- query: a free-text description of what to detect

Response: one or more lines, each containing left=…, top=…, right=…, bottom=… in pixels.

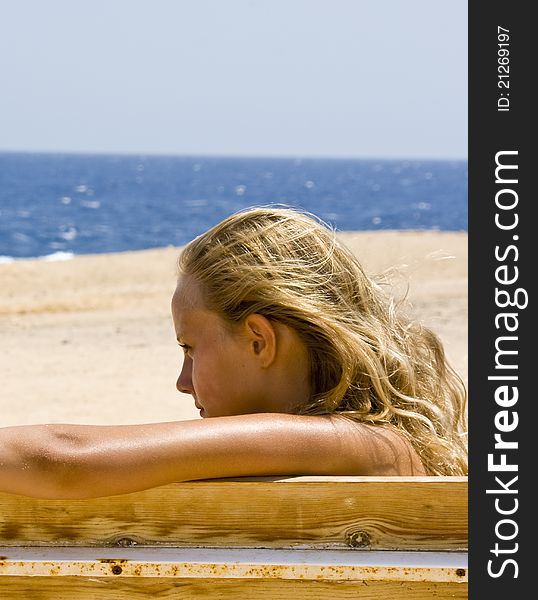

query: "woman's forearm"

left=0, top=416, right=341, bottom=499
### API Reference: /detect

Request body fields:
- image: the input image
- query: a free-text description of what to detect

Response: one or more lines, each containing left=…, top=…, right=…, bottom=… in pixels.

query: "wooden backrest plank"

left=0, top=476, right=467, bottom=550
left=0, top=577, right=469, bottom=600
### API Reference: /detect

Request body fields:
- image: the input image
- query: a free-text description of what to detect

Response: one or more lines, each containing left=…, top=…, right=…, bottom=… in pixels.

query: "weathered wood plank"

left=0, top=476, right=467, bottom=550
left=0, top=577, right=469, bottom=600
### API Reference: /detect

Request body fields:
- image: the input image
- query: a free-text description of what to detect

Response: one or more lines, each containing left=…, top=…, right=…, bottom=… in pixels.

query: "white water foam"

left=0, top=251, right=75, bottom=264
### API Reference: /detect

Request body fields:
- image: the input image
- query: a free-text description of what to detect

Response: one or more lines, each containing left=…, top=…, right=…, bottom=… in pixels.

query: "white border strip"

left=0, top=548, right=468, bottom=582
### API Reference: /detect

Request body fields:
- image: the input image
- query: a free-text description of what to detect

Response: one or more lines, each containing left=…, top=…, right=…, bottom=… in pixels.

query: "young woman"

left=0, top=206, right=467, bottom=499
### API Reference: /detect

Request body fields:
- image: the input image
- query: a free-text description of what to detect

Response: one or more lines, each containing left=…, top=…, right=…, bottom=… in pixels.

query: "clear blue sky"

left=0, top=0, right=467, bottom=159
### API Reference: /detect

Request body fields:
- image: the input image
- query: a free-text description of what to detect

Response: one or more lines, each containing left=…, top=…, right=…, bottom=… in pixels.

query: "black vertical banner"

left=468, top=1, right=532, bottom=598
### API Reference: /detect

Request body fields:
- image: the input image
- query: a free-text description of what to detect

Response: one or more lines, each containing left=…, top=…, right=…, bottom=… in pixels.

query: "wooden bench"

left=0, top=476, right=467, bottom=599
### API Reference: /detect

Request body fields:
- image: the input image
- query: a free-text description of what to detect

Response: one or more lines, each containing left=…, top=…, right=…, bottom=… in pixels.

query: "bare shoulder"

left=326, top=416, right=427, bottom=476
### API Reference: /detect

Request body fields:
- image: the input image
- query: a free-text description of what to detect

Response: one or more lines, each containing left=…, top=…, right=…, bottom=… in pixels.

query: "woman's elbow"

left=12, top=425, right=91, bottom=499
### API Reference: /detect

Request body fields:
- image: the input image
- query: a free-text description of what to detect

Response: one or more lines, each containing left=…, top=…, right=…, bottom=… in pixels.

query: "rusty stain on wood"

left=0, top=547, right=468, bottom=582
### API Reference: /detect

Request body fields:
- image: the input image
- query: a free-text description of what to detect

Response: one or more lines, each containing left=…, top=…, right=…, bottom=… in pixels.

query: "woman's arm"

left=0, top=414, right=425, bottom=499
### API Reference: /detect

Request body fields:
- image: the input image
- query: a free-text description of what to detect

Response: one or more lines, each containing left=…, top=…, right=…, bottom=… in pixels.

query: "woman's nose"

left=176, top=355, right=194, bottom=394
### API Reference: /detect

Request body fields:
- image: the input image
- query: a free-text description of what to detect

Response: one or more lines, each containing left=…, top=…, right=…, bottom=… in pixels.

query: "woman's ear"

left=243, top=314, right=277, bottom=368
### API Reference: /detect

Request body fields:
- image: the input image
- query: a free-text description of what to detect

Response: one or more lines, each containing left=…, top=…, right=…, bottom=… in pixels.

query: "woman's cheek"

left=192, top=360, right=209, bottom=400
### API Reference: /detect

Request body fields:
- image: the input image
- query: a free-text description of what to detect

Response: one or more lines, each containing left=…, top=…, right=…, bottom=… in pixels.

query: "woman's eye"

left=178, top=343, right=192, bottom=355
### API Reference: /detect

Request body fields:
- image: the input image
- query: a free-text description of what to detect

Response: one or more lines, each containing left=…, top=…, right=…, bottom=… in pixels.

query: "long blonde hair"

left=179, top=206, right=468, bottom=475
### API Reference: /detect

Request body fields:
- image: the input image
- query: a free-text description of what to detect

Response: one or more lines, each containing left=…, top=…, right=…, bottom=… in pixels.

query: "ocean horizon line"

left=0, top=148, right=468, bottom=163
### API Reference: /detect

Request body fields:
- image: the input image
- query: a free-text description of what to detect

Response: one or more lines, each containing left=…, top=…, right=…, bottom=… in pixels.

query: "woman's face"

left=171, top=277, right=270, bottom=418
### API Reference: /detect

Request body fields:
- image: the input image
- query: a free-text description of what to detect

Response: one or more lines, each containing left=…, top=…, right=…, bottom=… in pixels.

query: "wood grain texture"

left=0, top=576, right=468, bottom=600
left=0, top=476, right=467, bottom=550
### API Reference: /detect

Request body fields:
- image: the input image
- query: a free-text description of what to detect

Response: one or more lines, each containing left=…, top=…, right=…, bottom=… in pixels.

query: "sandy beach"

left=0, top=231, right=467, bottom=426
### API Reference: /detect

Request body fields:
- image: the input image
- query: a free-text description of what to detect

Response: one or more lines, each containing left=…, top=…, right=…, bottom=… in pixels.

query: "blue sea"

left=0, top=152, right=467, bottom=262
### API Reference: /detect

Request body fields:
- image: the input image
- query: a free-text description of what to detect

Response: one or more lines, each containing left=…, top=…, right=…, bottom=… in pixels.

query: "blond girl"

left=0, top=206, right=467, bottom=498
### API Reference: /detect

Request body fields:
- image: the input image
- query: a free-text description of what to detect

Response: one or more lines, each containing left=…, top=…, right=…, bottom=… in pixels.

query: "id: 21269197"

left=497, top=26, right=510, bottom=112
